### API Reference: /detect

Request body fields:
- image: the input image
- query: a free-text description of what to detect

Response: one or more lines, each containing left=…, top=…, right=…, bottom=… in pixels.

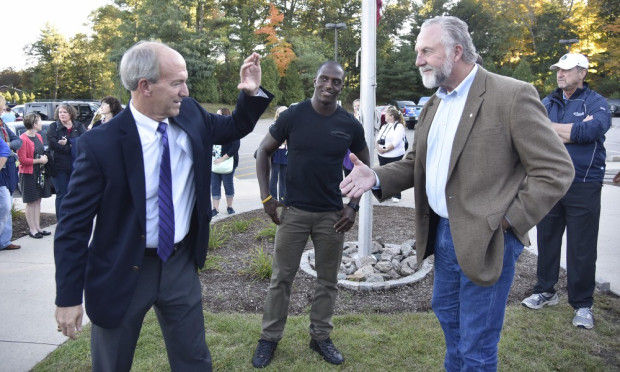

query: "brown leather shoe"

left=3, top=244, right=21, bottom=250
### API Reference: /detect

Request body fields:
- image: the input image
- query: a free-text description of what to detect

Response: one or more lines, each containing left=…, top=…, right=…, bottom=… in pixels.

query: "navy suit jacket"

left=54, top=90, right=272, bottom=328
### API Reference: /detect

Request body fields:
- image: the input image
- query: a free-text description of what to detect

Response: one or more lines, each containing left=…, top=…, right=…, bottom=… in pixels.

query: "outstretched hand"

left=339, top=153, right=376, bottom=198
left=238, top=52, right=261, bottom=96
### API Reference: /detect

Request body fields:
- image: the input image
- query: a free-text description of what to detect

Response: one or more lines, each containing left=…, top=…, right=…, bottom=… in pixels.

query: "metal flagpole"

left=357, top=0, right=377, bottom=257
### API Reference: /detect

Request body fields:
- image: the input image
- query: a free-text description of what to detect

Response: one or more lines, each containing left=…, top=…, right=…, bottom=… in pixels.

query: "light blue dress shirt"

left=425, top=65, right=478, bottom=218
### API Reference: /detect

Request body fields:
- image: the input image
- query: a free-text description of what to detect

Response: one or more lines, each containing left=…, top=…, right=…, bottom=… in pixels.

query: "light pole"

left=325, top=22, right=347, bottom=62
left=559, top=39, right=579, bottom=52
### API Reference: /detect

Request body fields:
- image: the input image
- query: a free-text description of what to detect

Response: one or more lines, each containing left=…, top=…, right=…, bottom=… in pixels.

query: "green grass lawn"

left=34, top=294, right=619, bottom=371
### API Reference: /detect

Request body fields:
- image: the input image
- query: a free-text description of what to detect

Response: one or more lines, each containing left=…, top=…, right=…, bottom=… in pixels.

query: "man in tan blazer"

left=341, top=16, right=574, bottom=371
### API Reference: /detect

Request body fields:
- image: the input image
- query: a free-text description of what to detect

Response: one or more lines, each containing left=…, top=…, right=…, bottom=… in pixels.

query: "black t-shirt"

left=270, top=100, right=366, bottom=212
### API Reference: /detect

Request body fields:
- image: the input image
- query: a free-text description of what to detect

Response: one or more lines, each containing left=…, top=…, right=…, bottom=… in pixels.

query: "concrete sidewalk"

left=1, top=162, right=619, bottom=371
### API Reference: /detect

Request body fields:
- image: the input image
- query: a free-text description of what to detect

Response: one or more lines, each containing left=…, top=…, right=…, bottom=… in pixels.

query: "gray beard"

left=420, top=57, right=454, bottom=89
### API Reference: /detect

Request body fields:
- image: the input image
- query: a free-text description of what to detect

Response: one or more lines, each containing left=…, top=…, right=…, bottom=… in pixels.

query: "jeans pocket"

left=504, top=230, right=524, bottom=261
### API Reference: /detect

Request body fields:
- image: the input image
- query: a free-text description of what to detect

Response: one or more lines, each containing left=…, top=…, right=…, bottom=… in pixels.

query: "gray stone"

left=344, top=241, right=357, bottom=250
left=354, top=264, right=375, bottom=277
left=387, top=269, right=401, bottom=279
left=393, top=255, right=403, bottom=262
left=404, top=239, right=416, bottom=248
left=366, top=274, right=385, bottom=283
left=337, top=273, right=347, bottom=280
left=347, top=273, right=365, bottom=282
left=399, top=264, right=416, bottom=276
left=391, top=259, right=402, bottom=272
left=375, top=261, right=392, bottom=273
left=402, top=256, right=418, bottom=271
left=383, top=244, right=400, bottom=256
left=308, top=251, right=315, bottom=260
left=371, top=240, right=383, bottom=253
left=309, top=259, right=315, bottom=269
left=343, top=246, right=358, bottom=256
left=341, top=256, right=354, bottom=264
left=355, top=255, right=377, bottom=269
left=345, top=264, right=357, bottom=275
left=401, top=244, right=413, bottom=257
left=380, top=253, right=394, bottom=261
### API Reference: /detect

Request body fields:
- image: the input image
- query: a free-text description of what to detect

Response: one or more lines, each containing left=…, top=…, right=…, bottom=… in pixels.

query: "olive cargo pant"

left=260, top=206, right=345, bottom=341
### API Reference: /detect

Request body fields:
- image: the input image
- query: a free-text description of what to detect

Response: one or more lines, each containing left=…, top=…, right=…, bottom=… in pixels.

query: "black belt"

left=144, top=236, right=187, bottom=258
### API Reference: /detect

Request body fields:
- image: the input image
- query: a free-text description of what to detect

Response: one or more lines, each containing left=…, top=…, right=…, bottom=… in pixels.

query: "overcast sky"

left=3, top=0, right=112, bottom=71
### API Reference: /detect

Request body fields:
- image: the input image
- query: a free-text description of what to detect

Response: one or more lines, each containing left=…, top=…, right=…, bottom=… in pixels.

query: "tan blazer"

left=374, top=68, right=574, bottom=286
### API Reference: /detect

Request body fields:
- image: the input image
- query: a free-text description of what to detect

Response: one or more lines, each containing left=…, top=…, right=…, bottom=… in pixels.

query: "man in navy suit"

left=54, top=41, right=272, bottom=371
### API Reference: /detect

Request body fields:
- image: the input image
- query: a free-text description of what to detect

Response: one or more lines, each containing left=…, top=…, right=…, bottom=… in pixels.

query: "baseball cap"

left=550, top=53, right=589, bottom=70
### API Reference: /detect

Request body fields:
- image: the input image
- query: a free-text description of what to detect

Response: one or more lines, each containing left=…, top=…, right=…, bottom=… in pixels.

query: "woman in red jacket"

left=17, top=113, right=50, bottom=238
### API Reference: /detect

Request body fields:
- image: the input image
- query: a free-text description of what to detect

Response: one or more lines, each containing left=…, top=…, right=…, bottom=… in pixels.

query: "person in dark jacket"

left=522, top=53, right=612, bottom=330
left=211, top=107, right=240, bottom=216
left=47, top=104, right=86, bottom=220
left=269, top=106, right=288, bottom=201
left=0, top=95, right=22, bottom=250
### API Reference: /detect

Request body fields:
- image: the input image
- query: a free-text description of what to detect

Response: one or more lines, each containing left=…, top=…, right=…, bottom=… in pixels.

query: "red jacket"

left=17, top=133, right=43, bottom=175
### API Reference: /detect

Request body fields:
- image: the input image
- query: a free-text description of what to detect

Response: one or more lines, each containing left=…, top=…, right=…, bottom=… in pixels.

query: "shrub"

left=255, top=223, right=277, bottom=241
left=243, top=245, right=272, bottom=280
left=11, top=206, right=24, bottom=220
left=208, top=224, right=229, bottom=250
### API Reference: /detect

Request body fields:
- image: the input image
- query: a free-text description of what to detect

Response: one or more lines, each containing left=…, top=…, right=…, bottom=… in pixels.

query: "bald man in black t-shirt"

left=252, top=61, right=370, bottom=368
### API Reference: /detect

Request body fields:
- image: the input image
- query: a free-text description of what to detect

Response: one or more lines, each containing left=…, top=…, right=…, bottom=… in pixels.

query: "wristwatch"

left=347, top=201, right=359, bottom=212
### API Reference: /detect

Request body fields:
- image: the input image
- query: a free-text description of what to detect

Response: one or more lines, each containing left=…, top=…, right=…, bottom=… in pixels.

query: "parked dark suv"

left=24, top=100, right=100, bottom=125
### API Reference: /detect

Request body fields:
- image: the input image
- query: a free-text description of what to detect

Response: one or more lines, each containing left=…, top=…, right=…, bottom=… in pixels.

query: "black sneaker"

left=309, top=338, right=344, bottom=365
left=252, top=339, right=278, bottom=368
left=227, top=207, right=235, bottom=214
left=211, top=208, right=218, bottom=217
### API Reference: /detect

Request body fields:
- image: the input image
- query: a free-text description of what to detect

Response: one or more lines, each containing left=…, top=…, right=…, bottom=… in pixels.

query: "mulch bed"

left=199, top=205, right=570, bottom=314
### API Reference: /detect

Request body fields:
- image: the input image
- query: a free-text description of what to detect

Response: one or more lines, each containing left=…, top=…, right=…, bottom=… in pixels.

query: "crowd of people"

left=0, top=13, right=616, bottom=372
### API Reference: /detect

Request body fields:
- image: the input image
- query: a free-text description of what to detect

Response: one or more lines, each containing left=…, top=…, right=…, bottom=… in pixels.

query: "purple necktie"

left=157, top=122, right=174, bottom=262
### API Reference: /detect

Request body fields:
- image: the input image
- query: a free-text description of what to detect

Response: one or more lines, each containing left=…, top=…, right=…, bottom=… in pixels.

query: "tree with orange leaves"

left=255, top=4, right=296, bottom=76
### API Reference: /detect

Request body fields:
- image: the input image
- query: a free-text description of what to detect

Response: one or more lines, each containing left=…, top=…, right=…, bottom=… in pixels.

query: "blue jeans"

left=0, top=186, right=12, bottom=249
left=432, top=218, right=523, bottom=372
left=211, top=171, right=234, bottom=199
left=269, top=164, right=287, bottom=201
left=52, top=170, right=71, bottom=220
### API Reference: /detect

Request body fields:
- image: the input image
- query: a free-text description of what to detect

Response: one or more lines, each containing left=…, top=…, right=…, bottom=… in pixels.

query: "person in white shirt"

left=375, top=105, right=406, bottom=202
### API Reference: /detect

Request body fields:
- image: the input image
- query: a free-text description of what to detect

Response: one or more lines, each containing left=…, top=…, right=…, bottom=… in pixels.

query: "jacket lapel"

left=447, top=68, right=486, bottom=179
left=119, top=110, right=146, bottom=232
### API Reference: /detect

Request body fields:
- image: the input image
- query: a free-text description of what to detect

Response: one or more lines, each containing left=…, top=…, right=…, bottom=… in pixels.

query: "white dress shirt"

left=425, top=65, right=478, bottom=218
left=130, top=102, right=195, bottom=247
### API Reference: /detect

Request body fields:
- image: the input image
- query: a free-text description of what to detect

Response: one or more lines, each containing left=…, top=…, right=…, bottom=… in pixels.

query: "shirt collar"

left=436, top=64, right=479, bottom=100
left=129, top=100, right=169, bottom=133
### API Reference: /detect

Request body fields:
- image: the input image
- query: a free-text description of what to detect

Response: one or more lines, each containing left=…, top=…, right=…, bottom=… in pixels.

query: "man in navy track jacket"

left=522, top=53, right=611, bottom=330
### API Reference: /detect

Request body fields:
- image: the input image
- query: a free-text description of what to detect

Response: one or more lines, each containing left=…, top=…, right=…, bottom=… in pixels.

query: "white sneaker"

left=391, top=197, right=400, bottom=203
left=521, top=292, right=559, bottom=309
left=572, top=307, right=594, bottom=329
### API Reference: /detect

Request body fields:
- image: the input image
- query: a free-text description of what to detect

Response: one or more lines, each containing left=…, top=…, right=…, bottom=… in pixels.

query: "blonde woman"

left=375, top=105, right=406, bottom=202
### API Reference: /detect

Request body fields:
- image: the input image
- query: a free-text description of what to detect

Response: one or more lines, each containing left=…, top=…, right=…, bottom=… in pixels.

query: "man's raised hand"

left=238, top=53, right=261, bottom=96
left=339, top=153, right=376, bottom=198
